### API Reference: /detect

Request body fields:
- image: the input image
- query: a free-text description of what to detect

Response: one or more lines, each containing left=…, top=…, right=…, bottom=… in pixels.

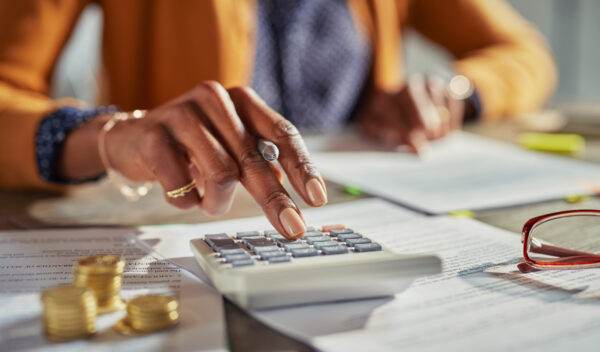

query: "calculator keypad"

left=204, top=225, right=382, bottom=268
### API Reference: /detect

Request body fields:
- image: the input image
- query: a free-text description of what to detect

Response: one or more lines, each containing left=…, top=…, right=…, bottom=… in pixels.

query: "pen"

left=258, top=139, right=279, bottom=161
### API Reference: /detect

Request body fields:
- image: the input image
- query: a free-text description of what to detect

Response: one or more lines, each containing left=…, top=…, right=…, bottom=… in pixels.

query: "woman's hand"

left=58, top=82, right=328, bottom=239
left=356, top=76, right=466, bottom=154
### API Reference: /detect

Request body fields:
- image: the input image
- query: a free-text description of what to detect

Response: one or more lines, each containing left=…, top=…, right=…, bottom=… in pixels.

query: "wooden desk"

left=2, top=118, right=600, bottom=351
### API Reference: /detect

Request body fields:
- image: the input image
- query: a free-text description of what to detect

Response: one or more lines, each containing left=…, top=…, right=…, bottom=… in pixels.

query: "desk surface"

left=2, top=118, right=600, bottom=351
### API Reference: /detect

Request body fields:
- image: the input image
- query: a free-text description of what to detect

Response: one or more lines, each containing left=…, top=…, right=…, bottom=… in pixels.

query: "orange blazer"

left=0, top=0, right=556, bottom=190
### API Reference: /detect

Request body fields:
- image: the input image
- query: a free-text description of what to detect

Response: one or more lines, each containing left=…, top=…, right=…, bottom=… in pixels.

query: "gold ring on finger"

left=166, top=180, right=197, bottom=199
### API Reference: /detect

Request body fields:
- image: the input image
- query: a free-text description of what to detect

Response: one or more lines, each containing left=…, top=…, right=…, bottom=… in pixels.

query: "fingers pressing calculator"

left=190, top=225, right=441, bottom=309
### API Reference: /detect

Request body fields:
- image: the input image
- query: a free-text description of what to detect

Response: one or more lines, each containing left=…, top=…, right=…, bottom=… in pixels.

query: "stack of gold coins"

left=73, top=254, right=126, bottom=314
left=41, top=285, right=97, bottom=341
left=115, top=295, right=179, bottom=335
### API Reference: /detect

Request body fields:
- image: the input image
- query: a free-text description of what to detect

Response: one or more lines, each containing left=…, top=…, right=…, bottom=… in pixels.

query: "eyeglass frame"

left=522, top=209, right=600, bottom=269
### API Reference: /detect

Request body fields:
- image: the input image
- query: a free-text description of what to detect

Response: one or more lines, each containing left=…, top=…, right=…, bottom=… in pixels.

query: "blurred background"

left=53, top=0, right=600, bottom=111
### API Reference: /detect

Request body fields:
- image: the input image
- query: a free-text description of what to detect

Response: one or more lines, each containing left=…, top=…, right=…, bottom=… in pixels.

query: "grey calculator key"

left=291, top=248, right=319, bottom=258
left=337, top=233, right=362, bottom=242
left=218, top=248, right=246, bottom=256
left=243, top=238, right=273, bottom=246
left=205, top=233, right=231, bottom=247
left=230, top=259, right=255, bottom=267
left=321, top=245, right=349, bottom=255
left=270, top=234, right=287, bottom=241
left=236, top=231, right=261, bottom=239
left=329, top=229, right=354, bottom=236
left=275, top=238, right=300, bottom=246
left=223, top=254, right=252, bottom=262
left=283, top=243, right=309, bottom=252
left=305, top=226, right=316, bottom=232
left=209, top=238, right=237, bottom=249
left=259, top=251, right=287, bottom=260
left=303, top=231, right=323, bottom=237
left=263, top=230, right=280, bottom=237
left=313, top=241, right=339, bottom=249
left=215, top=244, right=242, bottom=252
left=268, top=256, right=291, bottom=264
left=253, top=245, right=280, bottom=253
left=354, top=242, right=382, bottom=252
left=306, top=236, right=330, bottom=244
left=345, top=238, right=372, bottom=247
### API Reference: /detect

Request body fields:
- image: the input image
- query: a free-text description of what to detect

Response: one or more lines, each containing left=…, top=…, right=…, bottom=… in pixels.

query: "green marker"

left=344, top=184, right=364, bottom=196
left=518, top=132, right=585, bottom=155
left=564, top=194, right=590, bottom=204
left=448, top=210, right=475, bottom=218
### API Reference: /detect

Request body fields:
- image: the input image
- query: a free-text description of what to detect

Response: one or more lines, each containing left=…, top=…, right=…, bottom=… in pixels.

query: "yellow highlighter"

left=518, top=132, right=585, bottom=155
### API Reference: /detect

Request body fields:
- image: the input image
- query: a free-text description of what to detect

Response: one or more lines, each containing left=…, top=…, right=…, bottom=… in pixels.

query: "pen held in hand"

left=258, top=139, right=279, bottom=161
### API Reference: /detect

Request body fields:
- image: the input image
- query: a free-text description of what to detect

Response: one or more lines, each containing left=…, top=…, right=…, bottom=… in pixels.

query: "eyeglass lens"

left=526, top=215, right=600, bottom=266
left=526, top=215, right=600, bottom=267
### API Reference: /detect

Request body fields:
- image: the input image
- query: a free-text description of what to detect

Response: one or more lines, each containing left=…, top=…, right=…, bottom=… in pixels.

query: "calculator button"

left=291, top=248, right=319, bottom=258
left=218, top=248, right=246, bottom=256
left=322, top=225, right=345, bottom=232
left=222, top=253, right=253, bottom=262
left=209, top=238, right=237, bottom=248
left=215, top=243, right=245, bottom=253
left=244, top=239, right=274, bottom=251
left=274, top=238, right=298, bottom=245
left=263, top=230, right=280, bottom=237
left=306, top=236, right=330, bottom=244
left=243, top=238, right=273, bottom=245
left=252, top=245, right=280, bottom=253
left=230, top=259, right=255, bottom=267
left=354, top=243, right=382, bottom=252
left=205, top=234, right=231, bottom=247
left=329, top=229, right=354, bottom=236
left=337, top=233, right=362, bottom=242
left=282, top=243, right=309, bottom=252
left=321, top=245, right=349, bottom=255
left=259, top=251, right=287, bottom=260
left=269, top=234, right=288, bottom=241
left=303, top=231, right=324, bottom=237
left=268, top=256, right=292, bottom=264
left=345, top=238, right=372, bottom=247
left=236, top=231, right=261, bottom=239
left=313, top=241, right=340, bottom=250
left=305, top=226, right=316, bottom=232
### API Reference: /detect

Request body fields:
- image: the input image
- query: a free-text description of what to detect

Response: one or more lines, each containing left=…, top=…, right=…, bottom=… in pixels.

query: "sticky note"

left=518, top=133, right=585, bottom=154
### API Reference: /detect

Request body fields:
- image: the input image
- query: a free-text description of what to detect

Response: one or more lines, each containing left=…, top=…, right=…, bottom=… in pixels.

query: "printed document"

left=311, top=132, right=600, bottom=213
left=227, top=200, right=600, bottom=352
left=0, top=228, right=226, bottom=352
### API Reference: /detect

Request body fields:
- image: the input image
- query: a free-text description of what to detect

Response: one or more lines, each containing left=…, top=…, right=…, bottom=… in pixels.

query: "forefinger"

left=186, top=83, right=307, bottom=239
left=227, top=87, right=328, bottom=210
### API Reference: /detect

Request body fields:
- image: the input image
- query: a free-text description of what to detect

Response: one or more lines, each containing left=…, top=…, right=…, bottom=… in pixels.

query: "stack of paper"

left=311, top=132, right=600, bottom=213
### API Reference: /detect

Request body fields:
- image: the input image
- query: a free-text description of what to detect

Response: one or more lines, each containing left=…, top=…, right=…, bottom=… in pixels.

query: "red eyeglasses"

left=522, top=209, right=600, bottom=269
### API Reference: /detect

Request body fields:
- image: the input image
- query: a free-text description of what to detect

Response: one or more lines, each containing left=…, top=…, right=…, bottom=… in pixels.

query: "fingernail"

left=306, top=178, right=328, bottom=206
left=279, top=208, right=306, bottom=238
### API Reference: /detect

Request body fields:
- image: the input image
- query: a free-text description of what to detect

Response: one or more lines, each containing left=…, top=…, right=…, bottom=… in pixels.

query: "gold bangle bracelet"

left=98, top=110, right=153, bottom=202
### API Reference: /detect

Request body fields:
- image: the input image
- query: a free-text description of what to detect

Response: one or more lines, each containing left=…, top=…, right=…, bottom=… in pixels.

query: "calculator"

left=190, top=225, right=441, bottom=309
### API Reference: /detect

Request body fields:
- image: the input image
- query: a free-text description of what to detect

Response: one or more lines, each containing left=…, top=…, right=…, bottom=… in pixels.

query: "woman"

left=0, top=0, right=556, bottom=238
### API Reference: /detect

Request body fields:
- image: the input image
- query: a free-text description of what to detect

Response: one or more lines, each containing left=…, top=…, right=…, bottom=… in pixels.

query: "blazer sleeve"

left=405, top=0, right=557, bottom=119
left=0, top=0, right=87, bottom=190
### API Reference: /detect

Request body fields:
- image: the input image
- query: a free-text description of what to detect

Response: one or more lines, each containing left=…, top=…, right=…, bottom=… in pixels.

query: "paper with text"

left=0, top=228, right=226, bottom=352
left=230, top=200, right=600, bottom=352
left=312, top=132, right=600, bottom=214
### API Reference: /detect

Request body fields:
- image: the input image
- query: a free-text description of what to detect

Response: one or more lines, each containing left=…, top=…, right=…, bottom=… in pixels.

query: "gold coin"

left=75, top=254, right=125, bottom=274
left=127, top=295, right=178, bottom=315
left=41, top=284, right=96, bottom=341
left=41, top=285, right=91, bottom=303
